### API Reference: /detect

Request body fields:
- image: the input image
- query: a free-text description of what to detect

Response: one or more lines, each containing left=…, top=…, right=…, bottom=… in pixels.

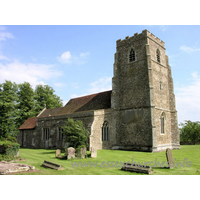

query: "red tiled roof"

left=38, top=107, right=63, bottom=118
left=18, top=91, right=112, bottom=130
left=18, top=117, right=37, bottom=130
left=57, top=90, right=112, bottom=115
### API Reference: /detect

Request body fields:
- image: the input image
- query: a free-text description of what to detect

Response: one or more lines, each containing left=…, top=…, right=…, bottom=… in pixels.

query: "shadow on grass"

left=39, top=151, right=56, bottom=154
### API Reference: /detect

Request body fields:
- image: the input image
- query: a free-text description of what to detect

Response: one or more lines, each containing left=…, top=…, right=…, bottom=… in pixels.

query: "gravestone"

left=121, top=163, right=153, bottom=174
left=55, top=149, right=61, bottom=158
left=81, top=147, right=86, bottom=159
left=91, top=147, right=97, bottom=158
left=66, top=147, right=75, bottom=159
left=42, top=160, right=64, bottom=170
left=166, top=148, right=174, bottom=169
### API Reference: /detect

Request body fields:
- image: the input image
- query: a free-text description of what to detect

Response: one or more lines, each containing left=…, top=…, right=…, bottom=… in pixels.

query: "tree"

left=0, top=81, right=18, bottom=138
left=16, top=82, right=35, bottom=128
left=179, top=121, right=200, bottom=144
left=34, top=85, right=63, bottom=115
left=61, top=118, right=90, bottom=149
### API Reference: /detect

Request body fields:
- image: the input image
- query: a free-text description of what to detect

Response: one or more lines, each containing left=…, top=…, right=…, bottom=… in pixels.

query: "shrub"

left=61, top=118, right=90, bottom=149
left=0, top=140, right=20, bottom=160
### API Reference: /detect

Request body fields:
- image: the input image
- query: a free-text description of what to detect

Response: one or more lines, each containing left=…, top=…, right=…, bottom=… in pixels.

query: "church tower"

left=111, top=30, right=180, bottom=152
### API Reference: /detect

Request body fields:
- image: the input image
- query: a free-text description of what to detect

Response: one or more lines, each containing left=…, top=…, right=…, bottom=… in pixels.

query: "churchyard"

left=5, top=145, right=200, bottom=175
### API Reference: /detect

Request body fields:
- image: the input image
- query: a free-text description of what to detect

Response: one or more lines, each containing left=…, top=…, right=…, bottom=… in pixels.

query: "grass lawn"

left=15, top=145, right=200, bottom=175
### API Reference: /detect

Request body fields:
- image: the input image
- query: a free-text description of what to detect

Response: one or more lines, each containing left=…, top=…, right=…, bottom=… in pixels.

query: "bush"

left=0, top=140, right=20, bottom=160
left=61, top=118, right=90, bottom=149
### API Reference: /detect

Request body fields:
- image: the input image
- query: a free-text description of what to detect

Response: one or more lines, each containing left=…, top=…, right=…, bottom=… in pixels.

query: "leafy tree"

left=0, top=80, right=18, bottom=138
left=34, top=85, right=63, bottom=115
left=0, top=81, right=63, bottom=139
left=16, top=82, right=35, bottom=128
left=61, top=118, right=90, bottom=149
left=179, top=121, right=200, bottom=144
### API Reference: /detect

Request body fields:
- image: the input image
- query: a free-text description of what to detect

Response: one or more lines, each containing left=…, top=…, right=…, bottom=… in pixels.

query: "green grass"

left=15, top=145, right=200, bottom=175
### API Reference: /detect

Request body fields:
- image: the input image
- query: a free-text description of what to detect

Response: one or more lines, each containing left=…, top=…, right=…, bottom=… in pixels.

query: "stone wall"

left=111, top=29, right=180, bottom=152
left=90, top=109, right=114, bottom=150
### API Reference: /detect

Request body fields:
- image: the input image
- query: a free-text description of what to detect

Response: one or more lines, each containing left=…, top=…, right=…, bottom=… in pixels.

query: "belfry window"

left=102, top=121, right=109, bottom=141
left=129, top=49, right=135, bottom=62
left=157, top=49, right=161, bottom=63
left=160, top=113, right=165, bottom=134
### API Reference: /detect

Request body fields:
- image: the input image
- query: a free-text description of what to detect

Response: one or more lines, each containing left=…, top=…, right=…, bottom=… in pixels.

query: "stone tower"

left=111, top=29, right=180, bottom=152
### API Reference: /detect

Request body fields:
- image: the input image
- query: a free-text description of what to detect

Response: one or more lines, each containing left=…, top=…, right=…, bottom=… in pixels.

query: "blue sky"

left=0, top=25, right=200, bottom=123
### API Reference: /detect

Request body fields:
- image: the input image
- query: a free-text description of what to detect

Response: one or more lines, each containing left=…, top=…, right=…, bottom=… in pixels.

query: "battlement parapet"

left=117, top=29, right=165, bottom=48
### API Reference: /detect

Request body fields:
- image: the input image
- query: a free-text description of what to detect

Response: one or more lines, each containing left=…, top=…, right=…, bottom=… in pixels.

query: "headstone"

left=91, top=147, right=97, bottom=158
left=55, top=149, right=61, bottom=158
left=121, top=163, right=153, bottom=174
left=81, top=147, right=86, bottom=159
left=166, top=148, right=174, bottom=169
left=66, top=147, right=75, bottom=159
left=42, top=160, right=64, bottom=170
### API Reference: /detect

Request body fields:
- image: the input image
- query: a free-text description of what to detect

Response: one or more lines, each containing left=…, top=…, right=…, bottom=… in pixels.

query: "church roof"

left=18, top=117, right=37, bottom=130
left=38, top=107, right=63, bottom=118
left=57, top=90, right=112, bottom=115
left=18, top=90, right=112, bottom=130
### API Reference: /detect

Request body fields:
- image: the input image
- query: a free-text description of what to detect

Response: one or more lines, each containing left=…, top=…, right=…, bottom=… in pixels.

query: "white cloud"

left=88, top=77, right=112, bottom=94
left=80, top=52, right=90, bottom=58
left=159, top=25, right=167, bottom=32
left=58, top=51, right=72, bottom=63
left=180, top=45, right=200, bottom=53
left=57, top=51, right=90, bottom=65
left=0, top=54, right=9, bottom=60
left=0, top=61, right=62, bottom=88
left=54, top=82, right=66, bottom=87
left=0, top=26, right=14, bottom=41
left=70, top=77, right=112, bottom=99
left=175, top=72, right=200, bottom=123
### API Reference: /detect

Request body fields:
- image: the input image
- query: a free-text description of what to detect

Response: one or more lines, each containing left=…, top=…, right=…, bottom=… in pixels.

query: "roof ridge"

left=70, top=90, right=112, bottom=101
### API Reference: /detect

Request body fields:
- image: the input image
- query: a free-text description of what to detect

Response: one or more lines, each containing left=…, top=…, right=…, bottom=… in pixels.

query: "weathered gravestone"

left=81, top=147, right=86, bottom=159
left=121, top=163, right=153, bottom=174
left=66, top=147, right=75, bottom=159
left=91, top=147, right=97, bottom=158
left=42, top=160, right=64, bottom=170
left=166, top=148, right=174, bottom=169
left=55, top=149, right=61, bottom=158
left=76, top=147, right=86, bottom=159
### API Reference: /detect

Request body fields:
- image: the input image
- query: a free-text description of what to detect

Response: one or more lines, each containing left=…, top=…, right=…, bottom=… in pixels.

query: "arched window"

left=102, top=121, right=109, bottom=141
left=43, top=128, right=49, bottom=140
left=58, top=127, right=64, bottom=141
left=160, top=112, right=165, bottom=134
left=157, top=49, right=161, bottom=63
left=129, top=49, right=135, bottom=62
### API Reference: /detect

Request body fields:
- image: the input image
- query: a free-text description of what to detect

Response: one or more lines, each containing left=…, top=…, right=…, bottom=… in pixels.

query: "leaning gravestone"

left=81, top=147, right=86, bottom=159
left=55, top=149, right=61, bottom=158
left=66, top=147, right=75, bottom=159
left=91, top=147, right=97, bottom=158
left=166, top=148, right=174, bottom=169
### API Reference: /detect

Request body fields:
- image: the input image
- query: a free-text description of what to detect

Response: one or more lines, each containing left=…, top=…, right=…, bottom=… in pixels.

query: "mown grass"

left=15, top=145, right=200, bottom=175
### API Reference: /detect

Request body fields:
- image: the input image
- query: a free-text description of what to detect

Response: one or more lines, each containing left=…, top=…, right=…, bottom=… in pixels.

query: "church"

left=17, top=29, right=180, bottom=152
